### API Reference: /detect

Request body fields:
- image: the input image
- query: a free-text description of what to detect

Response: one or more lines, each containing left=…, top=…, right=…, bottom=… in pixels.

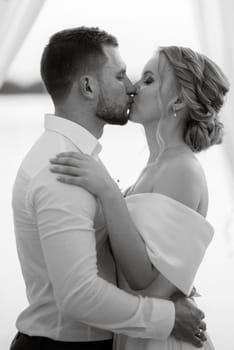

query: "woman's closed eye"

left=144, top=76, right=154, bottom=85
left=116, top=70, right=126, bottom=81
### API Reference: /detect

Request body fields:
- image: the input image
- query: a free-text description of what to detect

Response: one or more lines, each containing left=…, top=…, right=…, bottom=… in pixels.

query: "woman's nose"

left=134, top=81, right=141, bottom=93
left=126, top=80, right=137, bottom=96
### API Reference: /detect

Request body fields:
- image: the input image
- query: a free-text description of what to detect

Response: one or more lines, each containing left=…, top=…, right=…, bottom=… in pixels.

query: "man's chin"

left=106, top=117, right=129, bottom=126
left=96, top=112, right=129, bottom=126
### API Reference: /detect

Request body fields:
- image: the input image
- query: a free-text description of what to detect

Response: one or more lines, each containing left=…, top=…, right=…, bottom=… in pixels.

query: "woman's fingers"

left=57, top=175, right=83, bottom=186
left=50, top=165, right=81, bottom=177
left=50, top=157, right=81, bottom=168
left=56, top=151, right=85, bottom=160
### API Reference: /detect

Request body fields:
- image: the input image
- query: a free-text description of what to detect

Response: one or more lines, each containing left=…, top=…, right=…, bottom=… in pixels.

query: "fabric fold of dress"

left=126, top=193, right=214, bottom=296
left=114, top=193, right=215, bottom=350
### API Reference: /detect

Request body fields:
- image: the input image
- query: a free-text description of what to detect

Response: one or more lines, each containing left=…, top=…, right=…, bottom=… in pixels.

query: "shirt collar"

left=44, top=114, right=102, bottom=157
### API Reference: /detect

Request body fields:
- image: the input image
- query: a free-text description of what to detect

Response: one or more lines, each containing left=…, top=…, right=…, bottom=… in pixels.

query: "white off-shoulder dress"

left=114, top=193, right=215, bottom=350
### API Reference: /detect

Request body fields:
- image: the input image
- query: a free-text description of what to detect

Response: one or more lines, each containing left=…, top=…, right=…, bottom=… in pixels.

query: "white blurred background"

left=0, top=0, right=234, bottom=349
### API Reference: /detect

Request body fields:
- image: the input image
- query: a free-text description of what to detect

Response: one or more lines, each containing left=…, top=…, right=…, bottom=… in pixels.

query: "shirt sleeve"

left=27, top=166, right=175, bottom=340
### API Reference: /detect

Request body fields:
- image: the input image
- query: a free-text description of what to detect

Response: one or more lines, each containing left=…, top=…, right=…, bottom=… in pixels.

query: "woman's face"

left=130, top=53, right=176, bottom=125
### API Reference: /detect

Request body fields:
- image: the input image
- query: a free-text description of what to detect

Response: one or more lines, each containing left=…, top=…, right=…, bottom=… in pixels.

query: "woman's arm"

left=98, top=184, right=159, bottom=290
left=50, top=152, right=159, bottom=290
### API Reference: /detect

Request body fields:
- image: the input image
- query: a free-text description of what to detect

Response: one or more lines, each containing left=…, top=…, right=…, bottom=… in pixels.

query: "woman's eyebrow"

left=143, top=70, right=154, bottom=76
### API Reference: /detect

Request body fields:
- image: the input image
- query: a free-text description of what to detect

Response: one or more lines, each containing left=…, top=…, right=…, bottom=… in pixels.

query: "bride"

left=50, top=46, right=229, bottom=349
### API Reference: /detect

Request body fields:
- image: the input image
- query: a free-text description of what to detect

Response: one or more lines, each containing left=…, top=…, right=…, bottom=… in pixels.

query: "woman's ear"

left=79, top=75, right=97, bottom=99
left=173, top=96, right=185, bottom=113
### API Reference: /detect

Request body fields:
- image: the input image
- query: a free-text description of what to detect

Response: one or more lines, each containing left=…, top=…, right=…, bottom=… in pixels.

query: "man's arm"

left=27, top=166, right=174, bottom=340
left=48, top=152, right=207, bottom=347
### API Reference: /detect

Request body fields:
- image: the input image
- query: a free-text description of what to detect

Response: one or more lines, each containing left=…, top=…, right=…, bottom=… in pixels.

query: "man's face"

left=96, top=46, right=135, bottom=125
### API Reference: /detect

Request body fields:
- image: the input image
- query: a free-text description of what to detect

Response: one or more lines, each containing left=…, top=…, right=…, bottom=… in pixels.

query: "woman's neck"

left=143, top=120, right=190, bottom=165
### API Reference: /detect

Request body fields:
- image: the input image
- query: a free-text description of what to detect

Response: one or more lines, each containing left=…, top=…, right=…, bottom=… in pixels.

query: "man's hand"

left=172, top=296, right=207, bottom=348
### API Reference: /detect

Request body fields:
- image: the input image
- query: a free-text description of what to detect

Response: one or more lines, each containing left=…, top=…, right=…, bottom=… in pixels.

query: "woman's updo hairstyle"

left=159, top=46, right=229, bottom=152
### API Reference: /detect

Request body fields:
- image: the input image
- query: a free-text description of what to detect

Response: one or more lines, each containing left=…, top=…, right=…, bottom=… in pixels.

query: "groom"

left=10, top=27, right=206, bottom=350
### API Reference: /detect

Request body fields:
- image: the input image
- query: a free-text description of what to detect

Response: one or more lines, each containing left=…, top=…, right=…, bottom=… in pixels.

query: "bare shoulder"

left=169, top=154, right=205, bottom=183
left=153, top=153, right=208, bottom=215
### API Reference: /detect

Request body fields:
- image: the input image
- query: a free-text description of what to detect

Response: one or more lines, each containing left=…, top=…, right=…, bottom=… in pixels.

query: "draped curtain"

left=192, top=0, right=234, bottom=180
left=0, top=0, right=46, bottom=87
left=192, top=0, right=234, bottom=253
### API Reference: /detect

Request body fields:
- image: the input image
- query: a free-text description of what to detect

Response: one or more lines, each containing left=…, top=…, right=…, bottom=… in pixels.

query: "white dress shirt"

left=12, top=114, right=175, bottom=342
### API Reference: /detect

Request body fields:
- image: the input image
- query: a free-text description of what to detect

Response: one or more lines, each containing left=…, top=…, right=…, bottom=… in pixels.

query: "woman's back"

left=129, top=150, right=208, bottom=217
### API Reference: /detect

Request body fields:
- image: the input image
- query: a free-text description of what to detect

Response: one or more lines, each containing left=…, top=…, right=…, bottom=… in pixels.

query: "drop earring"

left=173, top=112, right=177, bottom=118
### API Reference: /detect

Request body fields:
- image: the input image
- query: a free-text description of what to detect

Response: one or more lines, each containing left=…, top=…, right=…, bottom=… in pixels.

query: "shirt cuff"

left=145, top=298, right=175, bottom=340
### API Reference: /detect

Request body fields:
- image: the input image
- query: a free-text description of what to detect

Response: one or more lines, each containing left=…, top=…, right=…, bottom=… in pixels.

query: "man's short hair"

left=40, top=26, right=118, bottom=103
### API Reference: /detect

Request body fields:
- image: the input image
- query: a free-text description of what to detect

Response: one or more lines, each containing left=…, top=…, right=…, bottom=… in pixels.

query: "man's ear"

left=79, top=75, right=97, bottom=99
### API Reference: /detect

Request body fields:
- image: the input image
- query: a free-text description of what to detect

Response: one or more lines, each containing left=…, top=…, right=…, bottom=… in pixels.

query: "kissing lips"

left=126, top=98, right=134, bottom=117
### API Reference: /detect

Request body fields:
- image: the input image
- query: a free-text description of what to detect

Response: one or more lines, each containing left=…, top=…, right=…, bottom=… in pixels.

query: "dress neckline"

left=125, top=192, right=213, bottom=229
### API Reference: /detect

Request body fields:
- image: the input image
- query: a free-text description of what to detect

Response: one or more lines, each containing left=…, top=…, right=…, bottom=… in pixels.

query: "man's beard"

left=96, top=91, right=130, bottom=125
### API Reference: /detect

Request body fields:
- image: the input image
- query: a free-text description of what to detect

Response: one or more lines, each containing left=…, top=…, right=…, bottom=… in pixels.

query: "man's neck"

left=54, top=106, right=104, bottom=139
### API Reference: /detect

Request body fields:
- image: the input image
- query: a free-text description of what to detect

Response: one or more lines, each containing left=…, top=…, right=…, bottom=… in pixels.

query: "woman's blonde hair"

left=159, top=46, right=230, bottom=152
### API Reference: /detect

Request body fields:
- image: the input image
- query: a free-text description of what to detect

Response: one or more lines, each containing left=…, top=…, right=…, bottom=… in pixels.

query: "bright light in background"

left=1, top=1, right=234, bottom=350
left=6, top=0, right=200, bottom=83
